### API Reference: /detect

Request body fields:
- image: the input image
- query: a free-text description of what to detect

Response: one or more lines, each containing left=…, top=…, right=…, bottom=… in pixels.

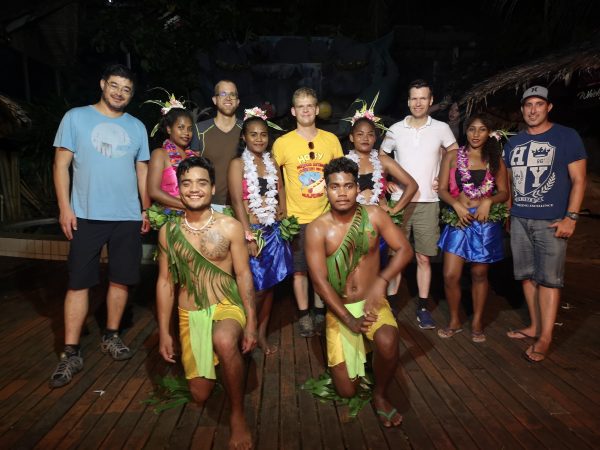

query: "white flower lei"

left=242, top=149, right=279, bottom=225
left=345, top=150, right=383, bottom=205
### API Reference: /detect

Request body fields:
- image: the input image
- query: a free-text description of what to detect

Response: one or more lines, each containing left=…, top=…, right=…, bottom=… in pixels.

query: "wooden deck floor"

left=0, top=255, right=599, bottom=449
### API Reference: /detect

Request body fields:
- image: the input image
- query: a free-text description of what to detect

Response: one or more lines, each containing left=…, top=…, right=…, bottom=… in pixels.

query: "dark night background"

left=1, top=0, right=599, bottom=220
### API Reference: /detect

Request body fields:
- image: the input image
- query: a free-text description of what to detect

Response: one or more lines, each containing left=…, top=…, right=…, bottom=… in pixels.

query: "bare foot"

left=229, top=411, right=252, bottom=450
left=507, top=327, right=538, bottom=340
left=373, top=395, right=402, bottom=428
left=258, top=336, right=278, bottom=356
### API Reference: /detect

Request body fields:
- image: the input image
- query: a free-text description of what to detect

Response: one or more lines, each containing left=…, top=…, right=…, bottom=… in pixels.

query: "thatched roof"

left=461, top=40, right=600, bottom=116
left=0, top=94, right=31, bottom=138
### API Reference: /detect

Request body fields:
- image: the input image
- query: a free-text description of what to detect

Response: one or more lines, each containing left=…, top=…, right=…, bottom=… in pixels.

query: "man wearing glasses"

left=273, top=87, right=344, bottom=337
left=190, top=80, right=242, bottom=212
left=50, top=64, right=151, bottom=388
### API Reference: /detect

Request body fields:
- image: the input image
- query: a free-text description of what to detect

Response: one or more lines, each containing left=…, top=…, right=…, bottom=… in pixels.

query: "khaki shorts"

left=402, top=202, right=440, bottom=256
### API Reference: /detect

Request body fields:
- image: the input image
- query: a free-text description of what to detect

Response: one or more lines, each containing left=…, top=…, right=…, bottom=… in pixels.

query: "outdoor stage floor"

left=0, top=255, right=599, bottom=450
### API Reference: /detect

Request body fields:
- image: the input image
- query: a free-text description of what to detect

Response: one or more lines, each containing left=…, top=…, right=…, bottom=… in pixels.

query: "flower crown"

left=489, top=129, right=515, bottom=142
left=342, top=91, right=389, bottom=132
left=143, top=87, right=187, bottom=137
left=243, top=106, right=284, bottom=131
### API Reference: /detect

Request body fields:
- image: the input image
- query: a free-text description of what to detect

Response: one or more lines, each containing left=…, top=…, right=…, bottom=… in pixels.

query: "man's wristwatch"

left=565, top=211, right=579, bottom=221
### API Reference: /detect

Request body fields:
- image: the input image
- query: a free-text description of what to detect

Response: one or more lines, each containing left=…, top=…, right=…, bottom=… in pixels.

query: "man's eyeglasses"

left=215, top=91, right=238, bottom=99
left=107, top=82, right=132, bottom=96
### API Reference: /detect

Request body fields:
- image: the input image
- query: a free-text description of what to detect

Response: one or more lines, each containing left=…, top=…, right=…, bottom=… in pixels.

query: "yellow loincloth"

left=326, top=298, right=397, bottom=379
left=178, top=299, right=246, bottom=380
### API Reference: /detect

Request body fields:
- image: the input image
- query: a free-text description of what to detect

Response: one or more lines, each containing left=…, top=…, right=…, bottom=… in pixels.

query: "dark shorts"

left=510, top=216, right=567, bottom=288
left=292, top=224, right=308, bottom=273
left=68, top=219, right=142, bottom=289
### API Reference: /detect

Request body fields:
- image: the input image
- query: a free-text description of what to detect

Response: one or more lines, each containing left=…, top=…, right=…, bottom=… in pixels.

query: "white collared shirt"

left=381, top=115, right=456, bottom=202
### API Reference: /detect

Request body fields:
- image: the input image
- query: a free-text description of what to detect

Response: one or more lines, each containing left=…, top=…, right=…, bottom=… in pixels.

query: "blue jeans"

left=510, top=216, right=567, bottom=288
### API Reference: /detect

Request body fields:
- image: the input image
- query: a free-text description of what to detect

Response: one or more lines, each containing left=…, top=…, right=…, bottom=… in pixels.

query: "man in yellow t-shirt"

left=273, top=87, right=343, bottom=337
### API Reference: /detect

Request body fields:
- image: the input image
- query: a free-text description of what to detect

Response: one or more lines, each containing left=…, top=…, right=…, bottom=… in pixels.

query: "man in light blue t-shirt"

left=504, top=86, right=587, bottom=363
left=49, top=64, right=151, bottom=388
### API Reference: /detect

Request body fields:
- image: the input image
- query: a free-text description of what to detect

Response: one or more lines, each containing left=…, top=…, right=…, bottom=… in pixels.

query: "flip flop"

left=437, top=327, right=463, bottom=339
left=471, top=330, right=486, bottom=343
left=523, top=344, right=546, bottom=363
left=507, top=329, right=537, bottom=340
left=376, top=408, right=402, bottom=427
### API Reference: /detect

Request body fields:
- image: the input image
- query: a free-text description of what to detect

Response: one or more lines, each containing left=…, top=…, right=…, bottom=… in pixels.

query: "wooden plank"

left=293, top=318, right=325, bottom=449
left=2, top=311, right=154, bottom=449
left=307, top=331, right=346, bottom=450
left=278, top=296, right=301, bottom=450
left=43, top=324, right=156, bottom=449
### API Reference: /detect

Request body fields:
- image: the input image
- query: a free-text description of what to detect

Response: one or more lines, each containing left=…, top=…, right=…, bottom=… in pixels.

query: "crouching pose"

left=306, top=158, right=413, bottom=427
left=156, top=157, right=257, bottom=450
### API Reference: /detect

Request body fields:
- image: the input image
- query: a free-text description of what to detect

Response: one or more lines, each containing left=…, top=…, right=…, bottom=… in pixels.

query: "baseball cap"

left=521, top=86, right=549, bottom=104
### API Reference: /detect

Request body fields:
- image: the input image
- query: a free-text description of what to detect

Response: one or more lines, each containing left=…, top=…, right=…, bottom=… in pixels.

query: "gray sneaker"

left=100, top=333, right=133, bottom=360
left=298, top=314, right=315, bottom=338
left=313, top=312, right=325, bottom=336
left=49, top=352, right=83, bottom=389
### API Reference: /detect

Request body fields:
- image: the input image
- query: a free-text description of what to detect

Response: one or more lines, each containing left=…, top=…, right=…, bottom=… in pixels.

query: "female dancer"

left=437, top=113, right=509, bottom=342
left=345, top=117, right=418, bottom=294
left=147, top=108, right=196, bottom=211
left=228, top=115, right=293, bottom=355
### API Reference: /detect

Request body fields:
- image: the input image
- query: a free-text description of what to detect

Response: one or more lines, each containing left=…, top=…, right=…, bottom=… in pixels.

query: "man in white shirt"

left=381, top=79, right=457, bottom=329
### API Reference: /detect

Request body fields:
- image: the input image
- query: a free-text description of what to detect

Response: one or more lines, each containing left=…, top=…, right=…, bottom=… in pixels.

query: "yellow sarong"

left=326, top=299, right=397, bottom=379
left=178, top=299, right=246, bottom=380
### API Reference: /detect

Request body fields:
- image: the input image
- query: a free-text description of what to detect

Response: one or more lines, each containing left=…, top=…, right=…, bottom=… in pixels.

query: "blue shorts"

left=510, top=216, right=567, bottom=288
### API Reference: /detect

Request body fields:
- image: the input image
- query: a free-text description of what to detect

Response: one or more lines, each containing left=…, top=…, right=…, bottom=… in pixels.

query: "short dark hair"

left=102, top=64, right=137, bottom=88
left=176, top=156, right=216, bottom=185
left=351, top=117, right=376, bottom=133
left=408, top=79, right=432, bottom=97
left=160, top=108, right=194, bottom=136
left=324, top=157, right=358, bottom=185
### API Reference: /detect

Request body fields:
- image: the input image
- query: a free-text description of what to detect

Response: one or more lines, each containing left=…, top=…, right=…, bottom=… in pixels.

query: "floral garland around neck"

left=345, top=150, right=383, bottom=205
left=163, top=139, right=195, bottom=166
left=242, top=149, right=279, bottom=225
left=457, top=146, right=495, bottom=199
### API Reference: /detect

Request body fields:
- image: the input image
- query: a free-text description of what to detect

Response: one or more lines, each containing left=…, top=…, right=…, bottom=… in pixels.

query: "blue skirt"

left=250, top=222, right=293, bottom=291
left=438, top=209, right=504, bottom=263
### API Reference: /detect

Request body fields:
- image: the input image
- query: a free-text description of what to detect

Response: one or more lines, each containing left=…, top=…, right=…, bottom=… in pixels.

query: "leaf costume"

left=161, top=218, right=246, bottom=380
left=323, top=205, right=397, bottom=379
left=161, top=218, right=244, bottom=311
left=325, top=205, right=374, bottom=297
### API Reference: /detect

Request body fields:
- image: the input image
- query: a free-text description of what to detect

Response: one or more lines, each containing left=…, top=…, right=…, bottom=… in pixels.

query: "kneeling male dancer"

left=156, top=156, right=257, bottom=449
left=306, top=157, right=413, bottom=427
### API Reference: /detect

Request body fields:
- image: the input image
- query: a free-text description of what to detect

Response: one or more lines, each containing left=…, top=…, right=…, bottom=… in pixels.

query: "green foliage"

left=142, top=375, right=193, bottom=414
left=386, top=199, right=404, bottom=226
left=279, top=215, right=300, bottom=241
left=301, top=371, right=374, bottom=418
left=441, top=202, right=509, bottom=227
left=147, top=203, right=183, bottom=230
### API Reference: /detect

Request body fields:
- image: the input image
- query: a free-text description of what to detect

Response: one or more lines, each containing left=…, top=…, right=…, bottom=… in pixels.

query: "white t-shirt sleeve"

left=380, top=127, right=397, bottom=154
left=440, top=122, right=457, bottom=149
